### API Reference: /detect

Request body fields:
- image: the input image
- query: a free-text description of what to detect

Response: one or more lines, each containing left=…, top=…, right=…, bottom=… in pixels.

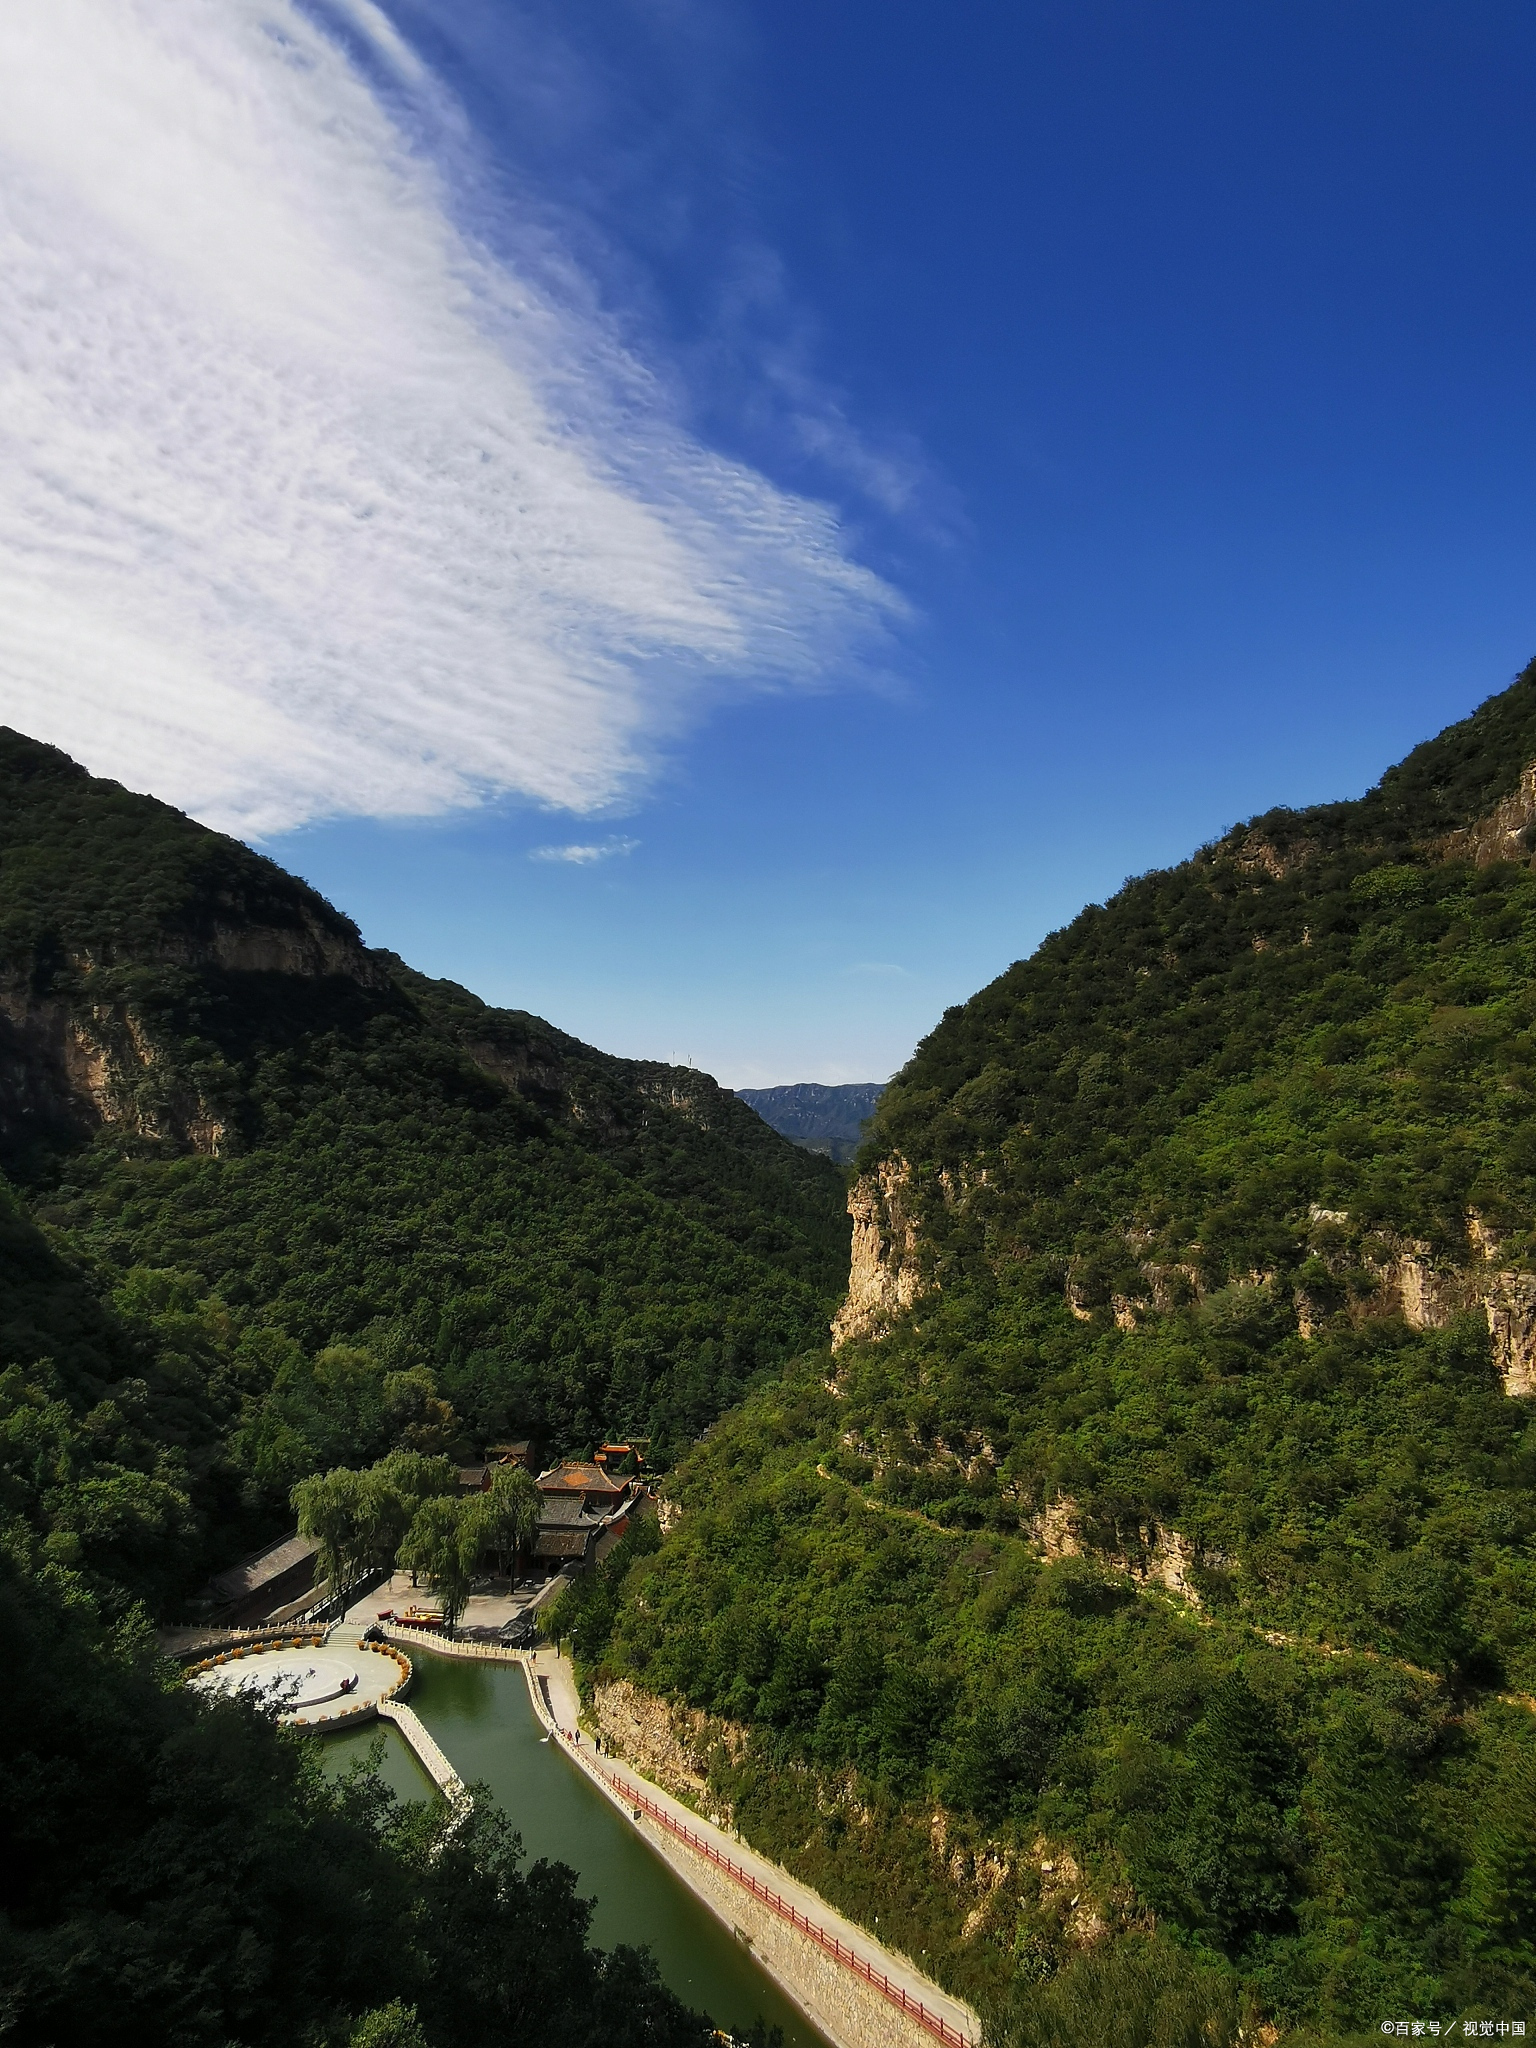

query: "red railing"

left=567, top=1733, right=971, bottom=2047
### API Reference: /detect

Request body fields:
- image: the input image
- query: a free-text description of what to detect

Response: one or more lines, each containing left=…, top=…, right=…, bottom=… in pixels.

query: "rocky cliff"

left=832, top=666, right=1536, bottom=1394
left=830, top=1155, right=927, bottom=1348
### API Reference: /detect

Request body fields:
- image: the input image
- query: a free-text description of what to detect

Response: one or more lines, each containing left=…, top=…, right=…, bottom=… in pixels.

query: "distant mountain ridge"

left=735, top=1081, right=886, bottom=1163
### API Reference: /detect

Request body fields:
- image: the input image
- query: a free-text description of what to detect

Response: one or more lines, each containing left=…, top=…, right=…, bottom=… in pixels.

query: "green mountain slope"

left=0, top=729, right=847, bottom=1595
left=580, top=663, right=1536, bottom=2037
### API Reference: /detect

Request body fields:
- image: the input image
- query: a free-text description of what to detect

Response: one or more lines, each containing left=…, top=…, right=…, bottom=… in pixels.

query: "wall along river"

left=319, top=1652, right=830, bottom=2048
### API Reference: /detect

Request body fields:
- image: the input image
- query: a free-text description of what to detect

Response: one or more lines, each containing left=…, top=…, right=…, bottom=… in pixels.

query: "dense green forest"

left=564, top=665, right=1536, bottom=2040
left=0, top=728, right=843, bottom=2043
left=0, top=727, right=847, bottom=1595
left=0, top=1161, right=719, bottom=2045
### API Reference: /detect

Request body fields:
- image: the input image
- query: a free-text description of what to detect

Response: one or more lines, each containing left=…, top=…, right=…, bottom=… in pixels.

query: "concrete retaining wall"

left=517, top=1662, right=973, bottom=2048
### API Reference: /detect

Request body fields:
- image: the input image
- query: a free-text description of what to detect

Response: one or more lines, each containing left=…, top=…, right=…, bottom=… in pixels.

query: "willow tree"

left=470, top=1465, right=540, bottom=1580
left=359, top=1450, right=457, bottom=1573
left=398, top=1495, right=479, bottom=1634
left=291, top=1466, right=370, bottom=1604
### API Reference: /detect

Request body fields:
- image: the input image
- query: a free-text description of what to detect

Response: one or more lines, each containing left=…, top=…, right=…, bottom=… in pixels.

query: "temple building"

left=530, top=1459, right=646, bottom=1574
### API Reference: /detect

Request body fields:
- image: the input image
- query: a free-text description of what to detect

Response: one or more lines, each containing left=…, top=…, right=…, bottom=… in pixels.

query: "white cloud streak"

left=529, top=836, right=638, bottom=864
left=0, top=1, right=904, bottom=835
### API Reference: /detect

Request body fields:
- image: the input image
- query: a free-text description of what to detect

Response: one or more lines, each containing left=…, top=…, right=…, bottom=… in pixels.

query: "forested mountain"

left=0, top=726, right=847, bottom=1605
left=0, top=728, right=847, bottom=2045
left=572, top=663, right=1536, bottom=2042
left=736, top=1081, right=886, bottom=1162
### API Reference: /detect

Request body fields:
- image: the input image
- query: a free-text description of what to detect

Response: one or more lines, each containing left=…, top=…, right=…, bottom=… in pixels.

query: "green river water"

left=319, top=1652, right=830, bottom=2047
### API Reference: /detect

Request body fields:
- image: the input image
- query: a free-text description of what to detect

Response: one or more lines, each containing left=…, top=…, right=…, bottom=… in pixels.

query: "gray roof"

left=538, top=1495, right=599, bottom=1528
left=537, top=1492, right=634, bottom=1532
left=209, top=1532, right=320, bottom=1604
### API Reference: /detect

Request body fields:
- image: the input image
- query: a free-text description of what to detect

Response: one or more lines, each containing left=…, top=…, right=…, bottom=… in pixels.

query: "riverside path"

left=521, top=1648, right=979, bottom=2048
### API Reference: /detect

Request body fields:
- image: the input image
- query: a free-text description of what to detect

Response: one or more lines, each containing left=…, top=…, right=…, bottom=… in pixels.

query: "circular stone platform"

left=188, top=1641, right=406, bottom=1726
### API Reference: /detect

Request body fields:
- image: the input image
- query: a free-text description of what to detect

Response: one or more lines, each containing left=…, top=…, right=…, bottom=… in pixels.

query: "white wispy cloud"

left=529, top=837, right=639, bottom=865
left=0, top=1, right=904, bottom=836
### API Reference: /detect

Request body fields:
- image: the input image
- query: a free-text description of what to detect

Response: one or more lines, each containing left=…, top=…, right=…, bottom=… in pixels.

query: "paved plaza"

left=187, top=1641, right=405, bottom=1725
left=345, top=1571, right=569, bottom=1635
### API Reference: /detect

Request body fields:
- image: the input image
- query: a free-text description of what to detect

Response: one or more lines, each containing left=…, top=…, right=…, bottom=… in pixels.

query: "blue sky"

left=5, top=3, right=1536, bottom=1084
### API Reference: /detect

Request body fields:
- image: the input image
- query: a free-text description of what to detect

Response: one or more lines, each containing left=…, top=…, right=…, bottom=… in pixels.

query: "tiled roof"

left=537, top=1460, right=626, bottom=1496
left=538, top=1495, right=595, bottom=1527
left=533, top=1528, right=595, bottom=1559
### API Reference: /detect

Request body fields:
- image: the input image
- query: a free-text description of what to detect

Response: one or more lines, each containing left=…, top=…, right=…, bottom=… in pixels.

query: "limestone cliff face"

left=829, top=1150, right=1536, bottom=1393
left=0, top=912, right=381, bottom=1159
left=1438, top=760, right=1536, bottom=866
left=1484, top=1272, right=1536, bottom=1397
left=207, top=917, right=380, bottom=981
left=590, top=1678, right=746, bottom=1826
left=1388, top=1236, right=1536, bottom=1398
left=0, top=988, right=229, bottom=1155
left=459, top=1035, right=567, bottom=1108
left=461, top=1040, right=738, bottom=1143
left=830, top=1156, right=927, bottom=1349
left=1028, top=1496, right=1222, bottom=1605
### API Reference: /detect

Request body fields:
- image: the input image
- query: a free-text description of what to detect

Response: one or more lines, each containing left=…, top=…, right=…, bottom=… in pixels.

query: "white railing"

left=377, top=1700, right=468, bottom=1802
left=376, top=1622, right=526, bottom=1662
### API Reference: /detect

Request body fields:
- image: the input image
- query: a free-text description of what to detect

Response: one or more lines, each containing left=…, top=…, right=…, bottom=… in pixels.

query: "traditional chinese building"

left=530, top=1460, right=647, bottom=1575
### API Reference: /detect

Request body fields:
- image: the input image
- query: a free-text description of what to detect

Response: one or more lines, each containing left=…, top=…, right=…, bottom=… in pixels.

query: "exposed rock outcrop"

left=591, top=1679, right=711, bottom=1802
left=1228, top=831, right=1320, bottom=880
left=1378, top=1228, right=1536, bottom=1398
left=460, top=1035, right=567, bottom=1107
left=1030, top=1499, right=1085, bottom=1561
left=194, top=915, right=379, bottom=982
left=1028, top=1496, right=1222, bottom=1605
left=591, top=1679, right=745, bottom=1822
left=1438, top=760, right=1536, bottom=867
left=1029, top=1839, right=1108, bottom=1946
left=0, top=990, right=232, bottom=1156
left=1485, top=1270, right=1536, bottom=1397
left=831, top=1156, right=928, bottom=1349
left=0, top=914, right=379, bottom=1159
left=1387, top=1245, right=1478, bottom=1332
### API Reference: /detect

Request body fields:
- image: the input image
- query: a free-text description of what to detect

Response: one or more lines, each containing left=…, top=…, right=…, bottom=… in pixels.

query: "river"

left=319, top=1652, right=830, bottom=2047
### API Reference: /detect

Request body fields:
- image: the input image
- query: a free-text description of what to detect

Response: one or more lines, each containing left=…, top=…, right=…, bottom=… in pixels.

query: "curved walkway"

left=376, top=1699, right=467, bottom=1803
